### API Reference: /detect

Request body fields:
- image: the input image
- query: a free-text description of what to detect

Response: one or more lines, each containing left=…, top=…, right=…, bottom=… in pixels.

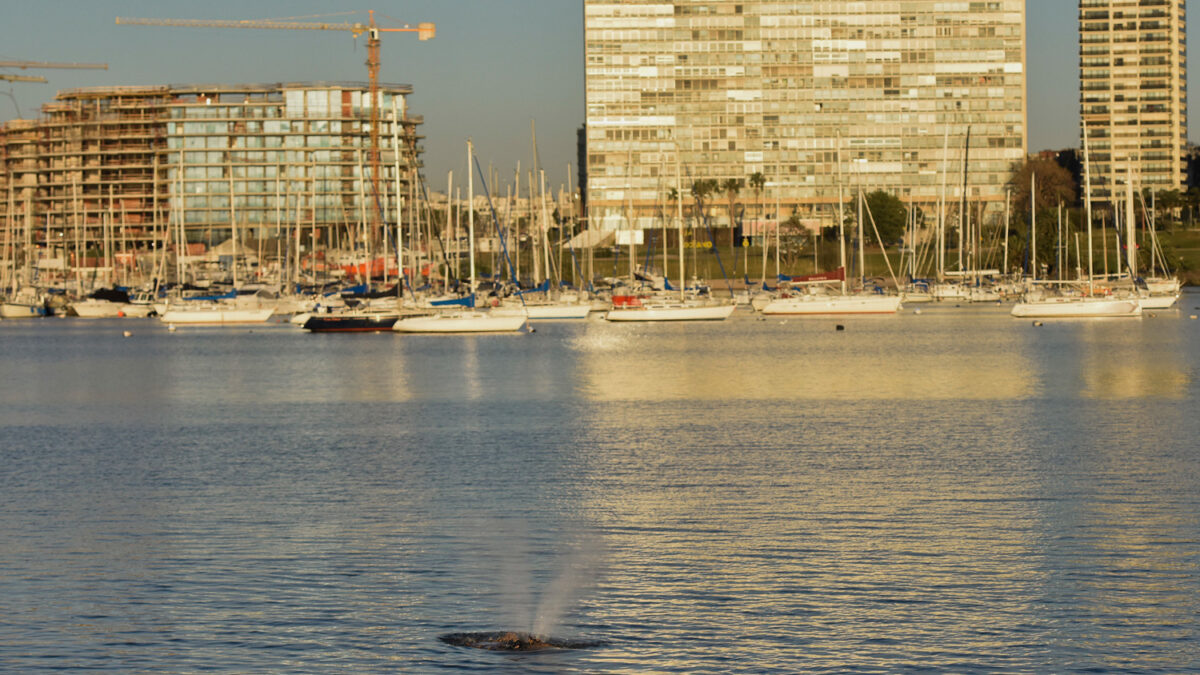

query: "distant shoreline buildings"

left=1079, top=0, right=1187, bottom=200
left=582, top=0, right=1029, bottom=231
left=0, top=82, right=422, bottom=248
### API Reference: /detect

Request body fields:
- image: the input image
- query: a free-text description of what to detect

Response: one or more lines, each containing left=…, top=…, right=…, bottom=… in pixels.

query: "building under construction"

left=0, top=81, right=423, bottom=276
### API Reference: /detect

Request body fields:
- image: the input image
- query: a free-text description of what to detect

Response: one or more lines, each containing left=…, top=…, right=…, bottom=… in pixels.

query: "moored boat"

left=1010, top=296, right=1141, bottom=318
left=760, top=292, right=901, bottom=316
left=391, top=309, right=527, bottom=333
left=158, top=304, right=275, bottom=325
left=303, top=310, right=401, bottom=332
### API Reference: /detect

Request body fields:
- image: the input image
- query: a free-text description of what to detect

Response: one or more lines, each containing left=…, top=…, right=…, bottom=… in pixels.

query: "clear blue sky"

left=2, top=2, right=1196, bottom=192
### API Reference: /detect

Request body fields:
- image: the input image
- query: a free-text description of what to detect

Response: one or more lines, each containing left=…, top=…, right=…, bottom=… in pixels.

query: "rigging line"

left=471, top=152, right=526, bottom=307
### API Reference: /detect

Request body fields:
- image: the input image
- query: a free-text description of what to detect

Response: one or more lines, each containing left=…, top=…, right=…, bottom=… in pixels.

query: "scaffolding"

left=0, top=81, right=423, bottom=258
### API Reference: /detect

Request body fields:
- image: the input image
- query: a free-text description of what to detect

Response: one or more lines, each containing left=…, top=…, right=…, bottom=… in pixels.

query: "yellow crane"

left=0, top=75, right=47, bottom=83
left=0, top=60, right=109, bottom=71
left=0, top=60, right=108, bottom=116
left=116, top=12, right=435, bottom=236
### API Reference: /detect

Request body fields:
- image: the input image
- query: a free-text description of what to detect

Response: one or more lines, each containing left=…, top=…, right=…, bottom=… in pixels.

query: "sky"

left=1, top=1, right=1196, bottom=192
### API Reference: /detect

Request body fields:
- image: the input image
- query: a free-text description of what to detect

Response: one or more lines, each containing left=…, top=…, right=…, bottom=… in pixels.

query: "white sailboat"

left=604, top=161, right=736, bottom=322
left=393, top=139, right=527, bottom=334
left=158, top=303, right=276, bottom=325
left=1011, top=127, right=1141, bottom=319
left=761, top=183, right=901, bottom=316
left=1011, top=293, right=1141, bottom=318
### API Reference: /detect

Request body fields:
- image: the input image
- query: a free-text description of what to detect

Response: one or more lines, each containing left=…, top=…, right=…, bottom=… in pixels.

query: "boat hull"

left=1, top=303, right=47, bottom=318
left=1010, top=298, right=1141, bottom=318
left=392, top=312, right=527, bottom=333
left=303, top=313, right=399, bottom=332
left=1137, top=294, right=1180, bottom=310
left=760, top=295, right=902, bottom=315
left=604, top=303, right=736, bottom=322
left=158, top=307, right=276, bottom=325
left=71, top=300, right=154, bottom=318
left=494, top=302, right=592, bottom=320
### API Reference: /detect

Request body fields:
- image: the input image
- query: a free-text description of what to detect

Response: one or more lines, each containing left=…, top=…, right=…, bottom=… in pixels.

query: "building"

left=583, top=0, right=1028, bottom=231
left=1079, top=0, right=1187, bottom=201
left=0, top=81, right=422, bottom=260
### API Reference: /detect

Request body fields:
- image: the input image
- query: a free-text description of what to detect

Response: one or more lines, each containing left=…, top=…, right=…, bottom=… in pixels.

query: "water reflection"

left=1077, top=321, right=1192, bottom=399
left=572, top=315, right=1035, bottom=401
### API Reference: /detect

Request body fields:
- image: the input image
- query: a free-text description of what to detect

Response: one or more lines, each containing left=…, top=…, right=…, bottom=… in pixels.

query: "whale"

left=439, top=631, right=604, bottom=652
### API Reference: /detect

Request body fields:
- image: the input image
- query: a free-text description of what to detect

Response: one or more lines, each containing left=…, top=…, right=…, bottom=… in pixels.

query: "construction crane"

left=0, top=75, right=47, bottom=83
left=0, top=60, right=108, bottom=117
left=0, top=61, right=109, bottom=71
left=116, top=12, right=435, bottom=238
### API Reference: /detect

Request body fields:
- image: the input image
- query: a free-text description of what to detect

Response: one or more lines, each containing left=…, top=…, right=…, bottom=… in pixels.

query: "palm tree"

left=723, top=178, right=743, bottom=275
left=748, top=172, right=766, bottom=281
left=690, top=179, right=718, bottom=277
left=690, top=179, right=717, bottom=222
left=665, top=187, right=679, bottom=277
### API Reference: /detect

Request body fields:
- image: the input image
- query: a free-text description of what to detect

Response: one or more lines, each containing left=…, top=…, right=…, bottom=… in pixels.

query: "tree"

left=690, top=178, right=718, bottom=223
left=722, top=178, right=743, bottom=274
left=1151, top=189, right=1183, bottom=230
left=1186, top=187, right=1200, bottom=229
left=748, top=171, right=766, bottom=240
left=1008, top=156, right=1077, bottom=216
left=862, top=190, right=908, bottom=245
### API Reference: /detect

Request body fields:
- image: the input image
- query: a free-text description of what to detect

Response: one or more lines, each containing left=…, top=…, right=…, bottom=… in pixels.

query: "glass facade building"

left=0, top=82, right=422, bottom=246
left=1079, top=0, right=1187, bottom=200
left=584, top=1, right=1028, bottom=230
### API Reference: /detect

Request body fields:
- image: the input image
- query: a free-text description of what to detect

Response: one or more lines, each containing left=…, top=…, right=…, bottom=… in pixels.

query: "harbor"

left=2, top=302, right=1200, bottom=671
left=3, top=1, right=1200, bottom=671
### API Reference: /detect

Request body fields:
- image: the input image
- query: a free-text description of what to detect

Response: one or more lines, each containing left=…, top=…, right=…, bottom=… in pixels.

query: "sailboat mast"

left=675, top=158, right=685, bottom=300
left=540, top=170, right=552, bottom=287
left=1082, top=124, right=1095, bottom=293
left=1030, top=171, right=1036, bottom=283
left=835, top=135, right=847, bottom=294
left=937, top=128, right=950, bottom=282
left=1125, top=166, right=1136, bottom=278
left=959, top=128, right=970, bottom=274
left=468, top=139, right=476, bottom=295
left=390, top=100, right=406, bottom=293
left=1003, top=188, right=1011, bottom=275
left=228, top=166, right=238, bottom=288
left=856, top=188, right=865, bottom=289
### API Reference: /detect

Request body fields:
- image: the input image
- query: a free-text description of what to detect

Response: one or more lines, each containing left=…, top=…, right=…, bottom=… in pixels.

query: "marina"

left=3, top=1, right=1199, bottom=672
left=2, top=300, right=1199, bottom=671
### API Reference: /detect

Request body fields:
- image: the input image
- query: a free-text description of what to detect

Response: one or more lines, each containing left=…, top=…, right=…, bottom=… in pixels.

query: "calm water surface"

left=2, top=298, right=1199, bottom=673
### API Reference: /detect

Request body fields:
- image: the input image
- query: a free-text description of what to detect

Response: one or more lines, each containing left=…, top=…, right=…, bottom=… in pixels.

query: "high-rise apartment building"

left=1079, top=0, right=1187, bottom=200
left=0, top=81, right=422, bottom=248
left=583, top=1, right=1027, bottom=230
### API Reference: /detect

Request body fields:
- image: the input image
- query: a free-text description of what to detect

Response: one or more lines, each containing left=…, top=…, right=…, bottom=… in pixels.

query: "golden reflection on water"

left=571, top=316, right=1036, bottom=401
left=1076, top=321, right=1192, bottom=399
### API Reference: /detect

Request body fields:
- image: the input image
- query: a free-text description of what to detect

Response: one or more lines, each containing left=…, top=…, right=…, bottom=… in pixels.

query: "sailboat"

left=157, top=170, right=276, bottom=325
left=392, top=139, right=527, bottom=334
left=1, top=192, right=49, bottom=318
left=604, top=161, right=736, bottom=322
left=760, top=184, right=901, bottom=316
left=493, top=162, right=591, bottom=320
left=1011, top=128, right=1140, bottom=319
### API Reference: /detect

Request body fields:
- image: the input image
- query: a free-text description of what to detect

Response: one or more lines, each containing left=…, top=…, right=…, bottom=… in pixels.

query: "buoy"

left=117, top=310, right=125, bottom=318
left=835, top=324, right=845, bottom=331
left=1190, top=315, right=1197, bottom=320
left=122, top=330, right=132, bottom=338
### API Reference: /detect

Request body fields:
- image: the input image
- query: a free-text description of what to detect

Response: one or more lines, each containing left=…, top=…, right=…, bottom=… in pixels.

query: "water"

left=2, top=299, right=1199, bottom=673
